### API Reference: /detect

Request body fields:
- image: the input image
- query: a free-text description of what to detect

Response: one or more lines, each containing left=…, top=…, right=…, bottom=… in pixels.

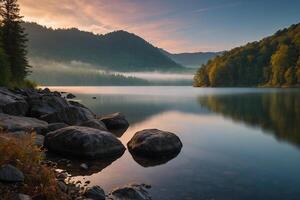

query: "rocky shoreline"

left=0, top=87, right=182, bottom=199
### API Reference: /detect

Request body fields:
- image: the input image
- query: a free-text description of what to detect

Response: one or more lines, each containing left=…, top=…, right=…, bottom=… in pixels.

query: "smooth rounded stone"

left=0, top=87, right=28, bottom=116
left=128, top=129, right=182, bottom=157
left=78, top=119, right=107, bottom=131
left=99, top=113, right=129, bottom=137
left=108, top=184, right=151, bottom=200
left=40, top=123, right=68, bottom=135
left=66, top=93, right=76, bottom=99
left=0, top=113, right=48, bottom=134
left=0, top=164, right=24, bottom=182
left=44, top=126, right=126, bottom=159
left=27, top=94, right=71, bottom=118
left=13, top=193, right=32, bottom=200
left=84, top=186, right=105, bottom=200
left=40, top=106, right=95, bottom=125
left=131, top=152, right=180, bottom=168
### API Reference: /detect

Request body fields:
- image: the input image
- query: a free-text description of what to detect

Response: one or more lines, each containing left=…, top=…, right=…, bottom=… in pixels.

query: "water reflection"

left=198, top=91, right=300, bottom=147
left=130, top=152, right=181, bottom=167
left=47, top=152, right=124, bottom=176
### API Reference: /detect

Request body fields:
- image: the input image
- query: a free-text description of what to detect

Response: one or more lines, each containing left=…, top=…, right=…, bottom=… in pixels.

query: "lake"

left=48, top=86, right=300, bottom=200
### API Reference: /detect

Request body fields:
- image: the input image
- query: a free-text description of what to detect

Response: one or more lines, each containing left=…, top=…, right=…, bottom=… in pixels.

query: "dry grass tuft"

left=0, top=132, right=70, bottom=200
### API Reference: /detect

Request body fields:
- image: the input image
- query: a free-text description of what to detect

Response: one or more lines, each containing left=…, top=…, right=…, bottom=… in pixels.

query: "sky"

left=19, top=0, right=300, bottom=53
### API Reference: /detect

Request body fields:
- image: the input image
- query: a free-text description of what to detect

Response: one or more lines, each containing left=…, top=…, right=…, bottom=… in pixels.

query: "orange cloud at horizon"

left=18, top=0, right=224, bottom=53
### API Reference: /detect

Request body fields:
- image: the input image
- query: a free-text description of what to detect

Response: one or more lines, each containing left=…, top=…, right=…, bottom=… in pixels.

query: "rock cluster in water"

left=0, top=87, right=183, bottom=199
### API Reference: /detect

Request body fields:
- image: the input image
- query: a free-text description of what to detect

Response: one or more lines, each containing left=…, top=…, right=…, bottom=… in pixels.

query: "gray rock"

left=0, top=113, right=48, bottom=134
left=40, top=123, right=68, bottom=135
left=78, top=119, right=107, bottom=131
left=108, top=184, right=151, bottom=200
left=57, top=180, right=68, bottom=192
left=0, top=87, right=28, bottom=116
left=44, top=126, right=125, bottom=159
left=27, top=94, right=70, bottom=118
left=0, top=164, right=24, bottom=182
left=80, top=163, right=88, bottom=170
left=66, top=93, right=76, bottom=99
left=40, top=106, right=95, bottom=125
left=127, top=129, right=182, bottom=157
left=99, top=113, right=129, bottom=137
left=84, top=186, right=105, bottom=200
left=13, top=193, right=32, bottom=200
left=35, top=134, right=45, bottom=147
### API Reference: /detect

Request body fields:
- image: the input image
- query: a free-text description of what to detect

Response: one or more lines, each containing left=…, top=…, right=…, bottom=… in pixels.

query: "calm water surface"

left=48, top=86, right=300, bottom=200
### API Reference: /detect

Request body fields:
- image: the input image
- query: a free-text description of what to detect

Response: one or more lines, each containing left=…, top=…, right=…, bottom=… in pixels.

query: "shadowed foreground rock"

left=0, top=164, right=24, bottom=182
left=0, top=87, right=28, bottom=116
left=108, top=184, right=151, bottom=200
left=0, top=113, right=48, bottom=134
left=44, top=126, right=125, bottom=159
left=128, top=129, right=182, bottom=157
left=84, top=186, right=105, bottom=200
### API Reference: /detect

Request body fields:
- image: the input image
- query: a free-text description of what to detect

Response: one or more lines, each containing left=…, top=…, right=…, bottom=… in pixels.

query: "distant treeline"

left=194, top=23, right=300, bottom=87
left=0, top=0, right=33, bottom=87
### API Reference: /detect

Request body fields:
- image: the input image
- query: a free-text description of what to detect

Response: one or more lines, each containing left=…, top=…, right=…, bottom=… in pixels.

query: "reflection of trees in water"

left=198, top=92, right=300, bottom=147
left=80, top=95, right=210, bottom=125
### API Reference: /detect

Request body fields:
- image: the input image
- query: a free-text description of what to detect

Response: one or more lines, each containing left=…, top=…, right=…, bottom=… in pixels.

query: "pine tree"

left=0, top=0, right=30, bottom=84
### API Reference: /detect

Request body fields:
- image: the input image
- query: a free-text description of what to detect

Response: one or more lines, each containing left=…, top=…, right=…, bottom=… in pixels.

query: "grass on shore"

left=0, top=132, right=69, bottom=200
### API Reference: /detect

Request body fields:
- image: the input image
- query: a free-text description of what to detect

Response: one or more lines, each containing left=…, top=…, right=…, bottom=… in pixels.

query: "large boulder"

left=78, top=119, right=107, bottom=131
left=44, top=126, right=125, bottom=159
left=84, top=186, right=105, bottom=200
left=40, top=123, right=68, bottom=135
left=0, top=113, right=48, bottom=134
left=27, top=94, right=70, bottom=118
left=99, top=113, right=129, bottom=137
left=108, top=184, right=151, bottom=200
left=0, top=164, right=24, bottom=182
left=127, top=129, right=182, bottom=157
left=0, top=87, right=28, bottom=116
left=40, top=106, right=95, bottom=125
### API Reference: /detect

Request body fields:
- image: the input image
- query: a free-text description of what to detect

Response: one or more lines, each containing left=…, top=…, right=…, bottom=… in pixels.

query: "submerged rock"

left=128, top=129, right=182, bottom=157
left=108, top=184, right=151, bottom=200
left=0, top=113, right=48, bottom=134
left=84, top=186, right=105, bottom=200
left=44, top=126, right=125, bottom=159
left=0, top=164, right=24, bottom=182
left=99, top=113, right=129, bottom=137
left=40, top=106, right=95, bottom=125
left=66, top=93, right=76, bottom=99
left=0, top=87, right=28, bottom=116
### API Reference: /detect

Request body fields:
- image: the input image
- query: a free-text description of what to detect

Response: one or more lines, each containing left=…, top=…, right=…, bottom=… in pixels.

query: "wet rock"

left=0, top=113, right=48, bottom=134
left=40, top=123, right=68, bottom=135
left=66, top=93, right=76, bottom=99
left=84, top=186, right=105, bottom=200
left=108, top=184, right=151, bottom=200
left=99, top=113, right=129, bottom=137
left=92, top=97, right=97, bottom=99
left=80, top=163, right=88, bottom=170
left=78, top=119, right=107, bottom=131
left=40, top=106, right=95, bottom=125
left=131, top=153, right=180, bottom=167
left=13, top=193, right=32, bottom=200
left=0, top=164, right=24, bottom=182
left=58, top=180, right=68, bottom=192
left=128, top=129, right=182, bottom=157
left=44, top=126, right=125, bottom=159
left=27, top=94, right=71, bottom=118
left=0, top=87, right=28, bottom=116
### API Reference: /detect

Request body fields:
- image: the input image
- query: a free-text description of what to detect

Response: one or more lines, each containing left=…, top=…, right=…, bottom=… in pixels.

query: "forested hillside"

left=194, top=23, right=300, bottom=87
left=23, top=22, right=185, bottom=72
left=161, top=49, right=221, bottom=68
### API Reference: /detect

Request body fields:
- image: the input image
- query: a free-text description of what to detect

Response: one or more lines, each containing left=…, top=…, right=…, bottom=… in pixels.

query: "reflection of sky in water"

left=47, top=86, right=300, bottom=200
